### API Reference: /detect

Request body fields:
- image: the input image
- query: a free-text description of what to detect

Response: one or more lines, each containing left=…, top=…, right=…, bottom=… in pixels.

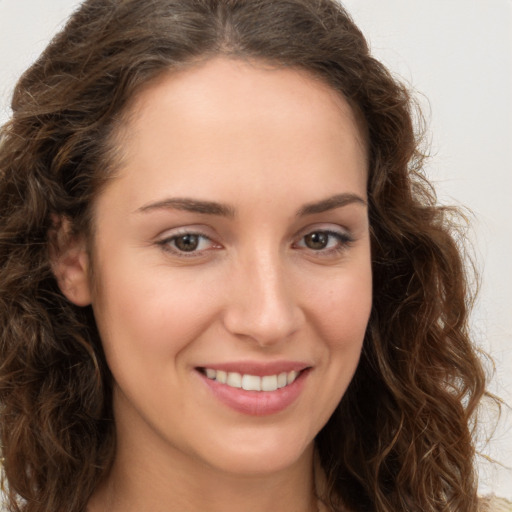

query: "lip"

left=195, top=361, right=311, bottom=416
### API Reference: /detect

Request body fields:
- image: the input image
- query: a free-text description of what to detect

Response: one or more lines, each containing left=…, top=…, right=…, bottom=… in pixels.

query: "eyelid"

left=293, top=224, right=355, bottom=254
left=156, top=226, right=222, bottom=257
left=294, top=223, right=353, bottom=240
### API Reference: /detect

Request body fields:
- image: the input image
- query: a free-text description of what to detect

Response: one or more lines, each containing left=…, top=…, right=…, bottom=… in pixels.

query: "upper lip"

left=196, top=360, right=311, bottom=376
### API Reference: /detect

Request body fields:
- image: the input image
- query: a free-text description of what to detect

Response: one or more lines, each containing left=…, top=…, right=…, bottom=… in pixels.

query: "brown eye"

left=296, top=229, right=353, bottom=254
left=304, top=232, right=329, bottom=250
left=158, top=231, right=219, bottom=257
left=173, top=234, right=201, bottom=252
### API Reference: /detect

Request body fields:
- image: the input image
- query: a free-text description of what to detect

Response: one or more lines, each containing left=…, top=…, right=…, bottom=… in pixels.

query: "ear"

left=49, top=216, right=92, bottom=307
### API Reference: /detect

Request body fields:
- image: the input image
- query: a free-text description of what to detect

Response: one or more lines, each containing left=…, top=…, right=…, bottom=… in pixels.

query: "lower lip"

left=198, top=370, right=309, bottom=416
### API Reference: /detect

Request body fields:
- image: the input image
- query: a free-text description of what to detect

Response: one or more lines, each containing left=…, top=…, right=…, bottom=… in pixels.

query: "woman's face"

left=86, top=58, right=372, bottom=476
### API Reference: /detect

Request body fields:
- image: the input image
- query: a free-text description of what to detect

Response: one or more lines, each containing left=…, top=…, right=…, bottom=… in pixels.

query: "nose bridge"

left=222, top=243, right=302, bottom=345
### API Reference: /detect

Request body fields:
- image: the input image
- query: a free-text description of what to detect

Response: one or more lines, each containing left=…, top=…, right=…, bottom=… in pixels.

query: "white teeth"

left=277, top=372, right=288, bottom=389
left=226, top=372, right=242, bottom=388
left=261, top=375, right=278, bottom=391
left=287, top=370, right=299, bottom=384
left=203, top=368, right=302, bottom=391
left=242, top=374, right=261, bottom=391
left=205, top=368, right=216, bottom=379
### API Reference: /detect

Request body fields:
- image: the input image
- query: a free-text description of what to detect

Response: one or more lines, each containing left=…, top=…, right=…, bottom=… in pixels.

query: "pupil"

left=305, top=232, right=328, bottom=250
left=175, top=234, right=199, bottom=252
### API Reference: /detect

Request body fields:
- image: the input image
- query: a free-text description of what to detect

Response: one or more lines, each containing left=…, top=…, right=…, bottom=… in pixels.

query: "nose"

left=221, top=249, right=304, bottom=347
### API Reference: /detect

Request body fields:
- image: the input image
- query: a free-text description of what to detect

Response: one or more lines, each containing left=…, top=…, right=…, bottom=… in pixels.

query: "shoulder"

left=479, top=495, right=512, bottom=512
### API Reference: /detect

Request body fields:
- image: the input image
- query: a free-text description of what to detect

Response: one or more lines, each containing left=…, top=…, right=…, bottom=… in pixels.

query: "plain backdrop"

left=1, top=0, right=511, bottom=500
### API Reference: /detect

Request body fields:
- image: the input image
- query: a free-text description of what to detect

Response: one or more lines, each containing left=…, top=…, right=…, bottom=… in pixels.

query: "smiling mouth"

left=198, top=368, right=302, bottom=392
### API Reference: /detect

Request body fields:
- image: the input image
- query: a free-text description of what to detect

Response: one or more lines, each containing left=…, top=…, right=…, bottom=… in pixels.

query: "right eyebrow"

left=135, top=197, right=236, bottom=218
left=296, top=193, right=367, bottom=216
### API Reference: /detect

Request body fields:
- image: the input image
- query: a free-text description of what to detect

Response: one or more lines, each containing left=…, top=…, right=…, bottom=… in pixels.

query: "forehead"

left=100, top=57, right=368, bottom=213
left=121, top=57, right=367, bottom=157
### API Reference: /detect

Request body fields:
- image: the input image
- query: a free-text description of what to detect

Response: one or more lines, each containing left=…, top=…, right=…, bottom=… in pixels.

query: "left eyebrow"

left=135, top=197, right=235, bottom=217
left=296, top=193, right=367, bottom=216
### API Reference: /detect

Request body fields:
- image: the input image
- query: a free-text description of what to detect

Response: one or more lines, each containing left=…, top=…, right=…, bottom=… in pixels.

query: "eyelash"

left=157, top=230, right=218, bottom=257
left=157, top=228, right=354, bottom=258
left=294, top=229, right=354, bottom=256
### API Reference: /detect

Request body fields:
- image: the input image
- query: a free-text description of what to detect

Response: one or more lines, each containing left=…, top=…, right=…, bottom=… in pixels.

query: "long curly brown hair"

left=0, top=1, right=490, bottom=511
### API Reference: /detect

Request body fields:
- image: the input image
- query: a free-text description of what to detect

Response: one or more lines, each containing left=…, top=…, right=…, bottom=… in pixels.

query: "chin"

left=197, top=429, right=315, bottom=476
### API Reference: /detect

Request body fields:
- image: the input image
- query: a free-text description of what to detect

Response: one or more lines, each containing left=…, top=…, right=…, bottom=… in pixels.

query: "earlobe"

left=49, top=216, right=92, bottom=307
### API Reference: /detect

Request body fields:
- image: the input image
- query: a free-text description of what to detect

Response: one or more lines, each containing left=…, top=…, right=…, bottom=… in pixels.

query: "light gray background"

left=1, top=0, right=510, bottom=499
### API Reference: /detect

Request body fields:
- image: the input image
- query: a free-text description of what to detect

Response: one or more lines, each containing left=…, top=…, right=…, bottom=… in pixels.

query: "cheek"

left=91, top=261, right=220, bottom=363
left=301, top=266, right=372, bottom=427
left=307, top=266, right=372, bottom=348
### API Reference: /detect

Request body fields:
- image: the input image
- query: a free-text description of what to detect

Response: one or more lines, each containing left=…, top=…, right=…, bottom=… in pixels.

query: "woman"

left=0, top=0, right=506, bottom=511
